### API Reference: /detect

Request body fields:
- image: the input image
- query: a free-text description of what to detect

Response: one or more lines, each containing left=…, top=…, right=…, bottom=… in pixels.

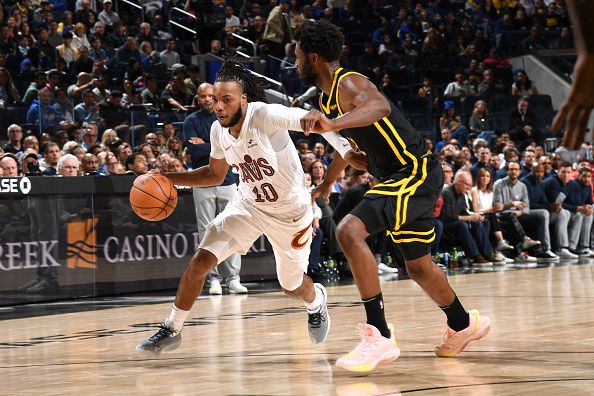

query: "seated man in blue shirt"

left=564, top=167, right=594, bottom=256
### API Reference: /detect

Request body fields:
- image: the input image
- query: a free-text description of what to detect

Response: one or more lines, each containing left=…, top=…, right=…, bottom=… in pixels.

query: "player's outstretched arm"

left=551, top=0, right=594, bottom=149
left=160, top=156, right=229, bottom=188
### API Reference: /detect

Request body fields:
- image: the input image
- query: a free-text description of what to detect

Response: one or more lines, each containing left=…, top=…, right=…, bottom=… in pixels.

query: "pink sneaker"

left=335, top=323, right=400, bottom=373
left=434, top=309, right=491, bottom=357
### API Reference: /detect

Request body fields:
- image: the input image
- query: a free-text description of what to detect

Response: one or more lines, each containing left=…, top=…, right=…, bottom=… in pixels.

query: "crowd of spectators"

left=0, top=0, right=590, bottom=271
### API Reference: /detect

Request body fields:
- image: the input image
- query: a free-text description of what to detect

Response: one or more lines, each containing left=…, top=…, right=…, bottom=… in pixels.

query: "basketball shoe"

left=434, top=309, right=490, bottom=357
left=335, top=323, right=400, bottom=372
left=136, top=323, right=182, bottom=355
left=307, top=283, right=330, bottom=343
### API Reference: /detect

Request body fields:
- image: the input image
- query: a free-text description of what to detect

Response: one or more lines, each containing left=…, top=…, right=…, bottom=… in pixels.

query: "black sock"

left=362, top=293, right=391, bottom=338
left=440, top=296, right=469, bottom=332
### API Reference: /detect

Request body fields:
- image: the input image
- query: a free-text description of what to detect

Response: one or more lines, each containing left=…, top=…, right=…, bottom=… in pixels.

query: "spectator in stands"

left=22, top=135, right=39, bottom=154
left=471, top=168, right=513, bottom=259
left=511, top=69, right=539, bottom=96
left=3, top=124, right=23, bottom=154
left=106, top=22, right=126, bottom=48
left=509, top=96, right=538, bottom=149
left=444, top=70, right=476, bottom=99
left=441, top=170, right=498, bottom=266
left=117, top=36, right=140, bottom=64
left=160, top=38, right=180, bottom=69
left=104, top=151, right=119, bottom=175
left=564, top=167, right=594, bottom=255
left=554, top=26, right=573, bottom=49
left=80, top=123, right=98, bottom=151
left=57, top=153, right=79, bottom=176
left=21, top=149, right=41, bottom=175
left=56, top=31, right=79, bottom=66
left=468, top=100, right=496, bottom=144
left=439, top=100, right=469, bottom=143
left=521, top=148, right=536, bottom=177
left=224, top=5, right=241, bottom=34
left=74, top=0, right=96, bottom=28
left=482, top=48, right=511, bottom=70
left=441, top=162, right=454, bottom=187
left=0, top=154, right=19, bottom=176
left=81, top=152, right=101, bottom=175
left=0, top=67, right=20, bottom=108
left=98, top=0, right=121, bottom=29
left=521, top=162, right=551, bottom=213
left=245, top=15, right=266, bottom=47
left=23, top=71, right=47, bottom=106
left=141, top=75, right=162, bottom=113
left=41, top=142, right=62, bottom=175
left=0, top=25, right=17, bottom=55
left=92, top=73, right=110, bottom=103
left=357, top=42, right=383, bottom=76
left=71, top=45, right=93, bottom=75
left=477, top=69, right=504, bottom=98
left=47, top=20, right=63, bottom=47
left=522, top=25, right=549, bottom=50
left=471, top=146, right=494, bottom=181
left=538, top=155, right=555, bottom=179
left=161, top=75, right=192, bottom=112
left=72, top=23, right=90, bottom=50
left=73, top=89, right=98, bottom=124
left=27, top=87, right=63, bottom=132
left=421, top=27, right=446, bottom=56
left=88, top=37, right=107, bottom=61
left=263, top=0, right=292, bottom=58
left=541, top=163, right=576, bottom=258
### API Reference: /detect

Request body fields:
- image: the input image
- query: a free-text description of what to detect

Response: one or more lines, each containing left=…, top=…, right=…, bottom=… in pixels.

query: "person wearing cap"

left=263, top=0, right=292, bottom=58
left=438, top=100, right=469, bottom=144
left=21, top=149, right=41, bottom=175
left=98, top=0, right=121, bottom=28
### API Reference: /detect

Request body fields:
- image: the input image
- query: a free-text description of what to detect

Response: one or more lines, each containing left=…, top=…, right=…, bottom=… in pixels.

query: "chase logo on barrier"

left=0, top=177, right=31, bottom=195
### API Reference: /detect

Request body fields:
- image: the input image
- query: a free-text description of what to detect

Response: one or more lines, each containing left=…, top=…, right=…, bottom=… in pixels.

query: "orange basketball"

left=130, top=174, right=178, bottom=221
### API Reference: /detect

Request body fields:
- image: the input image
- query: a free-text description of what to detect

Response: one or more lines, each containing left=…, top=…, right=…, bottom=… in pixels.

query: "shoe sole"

left=435, top=322, right=491, bottom=358
left=335, top=347, right=401, bottom=373
left=309, top=284, right=331, bottom=344
left=135, top=338, right=182, bottom=355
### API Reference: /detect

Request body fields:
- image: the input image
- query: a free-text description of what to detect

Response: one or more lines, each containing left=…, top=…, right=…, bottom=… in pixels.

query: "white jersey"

left=210, top=102, right=351, bottom=218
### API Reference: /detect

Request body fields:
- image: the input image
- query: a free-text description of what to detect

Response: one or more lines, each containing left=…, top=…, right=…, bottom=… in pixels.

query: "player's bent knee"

left=336, top=215, right=367, bottom=245
left=278, top=270, right=304, bottom=293
left=187, top=249, right=218, bottom=278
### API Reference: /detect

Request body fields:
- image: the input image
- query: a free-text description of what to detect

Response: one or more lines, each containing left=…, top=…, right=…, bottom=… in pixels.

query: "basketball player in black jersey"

left=295, top=20, right=491, bottom=372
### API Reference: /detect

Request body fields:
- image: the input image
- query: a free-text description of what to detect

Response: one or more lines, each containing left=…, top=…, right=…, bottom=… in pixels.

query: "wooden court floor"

left=2, top=264, right=594, bottom=396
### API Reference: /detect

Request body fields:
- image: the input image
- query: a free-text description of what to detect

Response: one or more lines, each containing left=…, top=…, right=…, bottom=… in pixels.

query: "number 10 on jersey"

left=253, top=183, right=279, bottom=202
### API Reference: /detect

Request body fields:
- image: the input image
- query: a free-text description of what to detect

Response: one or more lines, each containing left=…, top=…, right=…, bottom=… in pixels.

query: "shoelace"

left=149, top=324, right=175, bottom=342
left=353, top=325, right=383, bottom=354
left=308, top=310, right=325, bottom=328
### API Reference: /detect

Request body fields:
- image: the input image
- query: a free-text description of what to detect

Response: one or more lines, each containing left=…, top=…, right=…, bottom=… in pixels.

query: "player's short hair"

left=215, top=58, right=266, bottom=103
left=297, top=20, right=344, bottom=62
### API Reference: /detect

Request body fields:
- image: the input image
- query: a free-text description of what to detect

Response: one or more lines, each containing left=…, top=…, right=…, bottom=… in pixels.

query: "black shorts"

left=350, top=156, right=443, bottom=261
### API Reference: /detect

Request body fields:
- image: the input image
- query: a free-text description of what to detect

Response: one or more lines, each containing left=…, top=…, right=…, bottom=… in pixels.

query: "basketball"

left=130, top=174, right=178, bottom=221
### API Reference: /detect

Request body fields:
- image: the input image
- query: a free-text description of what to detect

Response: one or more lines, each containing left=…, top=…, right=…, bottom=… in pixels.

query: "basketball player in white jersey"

left=136, top=60, right=361, bottom=354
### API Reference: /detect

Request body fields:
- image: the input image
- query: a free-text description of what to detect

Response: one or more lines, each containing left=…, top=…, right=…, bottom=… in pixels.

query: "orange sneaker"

left=434, top=309, right=491, bottom=357
left=335, top=323, right=400, bottom=373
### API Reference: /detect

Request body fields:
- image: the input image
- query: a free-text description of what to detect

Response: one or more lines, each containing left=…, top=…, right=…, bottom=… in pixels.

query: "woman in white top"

left=471, top=168, right=513, bottom=254
left=72, top=23, right=91, bottom=51
left=511, top=69, right=539, bottom=97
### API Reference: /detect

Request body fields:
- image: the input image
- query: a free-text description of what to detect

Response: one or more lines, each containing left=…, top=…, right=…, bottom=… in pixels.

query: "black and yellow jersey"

left=319, top=67, right=432, bottom=179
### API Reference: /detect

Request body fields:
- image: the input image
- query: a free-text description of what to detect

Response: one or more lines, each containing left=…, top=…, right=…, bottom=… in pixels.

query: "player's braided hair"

left=297, top=20, right=344, bottom=62
left=215, top=58, right=267, bottom=103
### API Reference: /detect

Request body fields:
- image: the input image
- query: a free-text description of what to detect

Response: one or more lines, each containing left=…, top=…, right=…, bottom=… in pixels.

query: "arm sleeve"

left=256, top=103, right=308, bottom=133
left=322, top=132, right=352, bottom=158
left=296, top=86, right=318, bottom=103
left=209, top=124, right=225, bottom=160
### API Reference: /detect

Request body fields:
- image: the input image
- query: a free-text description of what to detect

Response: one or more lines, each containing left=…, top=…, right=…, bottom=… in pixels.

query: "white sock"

left=305, top=286, right=322, bottom=312
left=165, top=304, right=190, bottom=332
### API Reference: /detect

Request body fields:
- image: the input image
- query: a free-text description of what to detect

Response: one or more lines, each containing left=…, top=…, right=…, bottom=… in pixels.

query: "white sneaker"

left=496, top=240, right=514, bottom=251
left=522, top=239, right=541, bottom=250
left=227, top=279, right=248, bottom=294
left=587, top=249, right=594, bottom=257
left=493, top=252, right=509, bottom=265
left=514, top=252, right=537, bottom=262
left=378, top=263, right=398, bottom=274
left=209, top=279, right=222, bottom=295
left=558, top=248, right=579, bottom=259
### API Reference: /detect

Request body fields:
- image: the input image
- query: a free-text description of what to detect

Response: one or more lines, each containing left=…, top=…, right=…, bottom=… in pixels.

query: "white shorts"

left=199, top=200, right=313, bottom=291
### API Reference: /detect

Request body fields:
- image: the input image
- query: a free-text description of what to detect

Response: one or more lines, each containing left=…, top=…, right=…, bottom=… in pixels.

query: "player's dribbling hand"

left=148, top=168, right=161, bottom=175
left=311, top=181, right=332, bottom=205
left=551, top=54, right=594, bottom=150
left=300, top=109, right=334, bottom=135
